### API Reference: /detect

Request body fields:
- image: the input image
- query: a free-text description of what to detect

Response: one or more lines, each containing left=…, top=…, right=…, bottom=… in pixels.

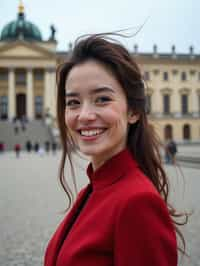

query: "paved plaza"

left=0, top=149, right=199, bottom=266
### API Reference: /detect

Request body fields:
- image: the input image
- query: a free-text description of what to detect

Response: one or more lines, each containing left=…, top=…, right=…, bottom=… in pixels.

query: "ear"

left=127, top=111, right=140, bottom=124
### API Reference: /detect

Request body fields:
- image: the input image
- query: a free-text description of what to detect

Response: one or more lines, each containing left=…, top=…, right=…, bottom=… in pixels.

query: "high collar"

left=86, top=149, right=138, bottom=191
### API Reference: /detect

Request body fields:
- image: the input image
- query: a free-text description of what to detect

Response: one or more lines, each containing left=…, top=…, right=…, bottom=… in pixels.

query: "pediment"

left=0, top=41, right=55, bottom=59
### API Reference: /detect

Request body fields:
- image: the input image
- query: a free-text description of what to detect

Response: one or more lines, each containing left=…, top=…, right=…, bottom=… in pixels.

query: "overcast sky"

left=0, top=0, right=199, bottom=54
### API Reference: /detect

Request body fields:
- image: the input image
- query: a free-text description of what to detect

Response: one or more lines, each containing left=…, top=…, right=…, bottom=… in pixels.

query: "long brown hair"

left=56, top=34, right=188, bottom=255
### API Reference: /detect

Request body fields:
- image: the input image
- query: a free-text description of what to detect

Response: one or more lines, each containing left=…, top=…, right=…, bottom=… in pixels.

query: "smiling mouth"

left=78, top=128, right=107, bottom=137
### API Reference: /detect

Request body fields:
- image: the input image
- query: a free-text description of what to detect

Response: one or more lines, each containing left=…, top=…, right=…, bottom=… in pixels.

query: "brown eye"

left=66, top=99, right=80, bottom=108
left=96, top=96, right=111, bottom=104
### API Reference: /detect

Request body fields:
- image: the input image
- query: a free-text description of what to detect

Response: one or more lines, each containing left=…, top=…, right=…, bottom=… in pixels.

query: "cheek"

left=65, top=109, right=76, bottom=129
left=102, top=104, right=128, bottom=126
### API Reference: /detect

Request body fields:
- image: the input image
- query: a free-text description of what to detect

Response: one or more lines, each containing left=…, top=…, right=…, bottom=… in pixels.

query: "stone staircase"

left=0, top=120, right=54, bottom=151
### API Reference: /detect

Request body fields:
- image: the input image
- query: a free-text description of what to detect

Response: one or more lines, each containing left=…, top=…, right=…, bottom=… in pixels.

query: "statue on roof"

left=49, top=24, right=56, bottom=41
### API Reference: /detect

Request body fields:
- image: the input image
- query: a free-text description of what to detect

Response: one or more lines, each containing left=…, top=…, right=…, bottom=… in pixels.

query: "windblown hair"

left=56, top=34, right=188, bottom=255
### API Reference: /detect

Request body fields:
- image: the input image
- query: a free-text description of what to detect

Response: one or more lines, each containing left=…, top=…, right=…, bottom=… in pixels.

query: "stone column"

left=50, top=69, right=57, bottom=118
left=27, top=68, right=34, bottom=119
left=44, top=68, right=51, bottom=115
left=8, top=67, right=16, bottom=120
left=44, top=67, right=56, bottom=117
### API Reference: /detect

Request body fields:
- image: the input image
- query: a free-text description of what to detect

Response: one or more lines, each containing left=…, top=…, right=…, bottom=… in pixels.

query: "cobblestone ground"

left=0, top=151, right=199, bottom=266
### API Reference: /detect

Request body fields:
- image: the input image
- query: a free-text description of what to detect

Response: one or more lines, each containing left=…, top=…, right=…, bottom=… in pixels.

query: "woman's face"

left=65, top=60, right=137, bottom=170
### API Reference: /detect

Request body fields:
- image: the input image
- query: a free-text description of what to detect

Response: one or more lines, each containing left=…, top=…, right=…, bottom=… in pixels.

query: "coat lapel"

left=44, top=184, right=91, bottom=266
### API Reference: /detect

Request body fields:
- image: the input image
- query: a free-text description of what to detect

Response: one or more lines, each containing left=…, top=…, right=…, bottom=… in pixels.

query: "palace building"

left=0, top=3, right=200, bottom=143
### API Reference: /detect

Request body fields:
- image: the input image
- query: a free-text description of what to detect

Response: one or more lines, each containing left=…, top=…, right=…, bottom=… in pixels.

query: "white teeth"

left=80, top=129, right=104, bottom=137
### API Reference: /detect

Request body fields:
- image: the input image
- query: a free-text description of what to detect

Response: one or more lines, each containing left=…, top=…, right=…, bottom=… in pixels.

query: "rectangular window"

left=16, top=70, right=26, bottom=85
left=181, top=72, right=187, bottom=81
left=0, top=95, right=8, bottom=119
left=163, top=72, right=168, bottom=81
left=163, top=94, right=170, bottom=114
left=0, top=69, right=8, bottom=81
left=146, top=95, right=151, bottom=113
left=34, top=70, right=44, bottom=81
left=181, top=94, right=188, bottom=114
left=144, top=71, right=150, bottom=81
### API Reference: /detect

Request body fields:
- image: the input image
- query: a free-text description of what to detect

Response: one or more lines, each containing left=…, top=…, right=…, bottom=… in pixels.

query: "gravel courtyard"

left=0, top=150, right=199, bottom=265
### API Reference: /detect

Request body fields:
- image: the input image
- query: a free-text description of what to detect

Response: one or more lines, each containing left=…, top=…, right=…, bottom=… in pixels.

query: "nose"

left=78, top=103, right=96, bottom=122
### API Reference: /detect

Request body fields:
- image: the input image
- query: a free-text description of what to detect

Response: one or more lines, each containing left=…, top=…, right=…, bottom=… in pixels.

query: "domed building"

left=0, top=3, right=200, bottom=143
left=0, top=2, right=60, bottom=121
left=1, top=4, right=42, bottom=42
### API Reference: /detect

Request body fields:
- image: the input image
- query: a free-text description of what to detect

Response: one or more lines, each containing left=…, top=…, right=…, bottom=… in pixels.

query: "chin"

left=79, top=145, right=107, bottom=157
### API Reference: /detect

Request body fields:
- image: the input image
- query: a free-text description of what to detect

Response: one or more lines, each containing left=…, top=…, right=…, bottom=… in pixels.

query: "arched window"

left=164, top=124, right=173, bottom=140
left=183, top=124, right=191, bottom=140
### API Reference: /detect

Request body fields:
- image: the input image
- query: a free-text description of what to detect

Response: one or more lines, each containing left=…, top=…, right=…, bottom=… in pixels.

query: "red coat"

left=44, top=149, right=177, bottom=266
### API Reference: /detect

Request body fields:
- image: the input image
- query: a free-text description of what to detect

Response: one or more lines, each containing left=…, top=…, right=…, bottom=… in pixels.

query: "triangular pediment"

left=0, top=41, right=56, bottom=59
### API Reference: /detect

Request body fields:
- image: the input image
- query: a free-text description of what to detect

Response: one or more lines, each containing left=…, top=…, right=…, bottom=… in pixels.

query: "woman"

left=44, top=34, right=187, bottom=266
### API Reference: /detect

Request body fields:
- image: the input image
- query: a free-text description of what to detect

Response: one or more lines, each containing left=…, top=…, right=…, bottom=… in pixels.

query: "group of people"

left=13, top=140, right=58, bottom=157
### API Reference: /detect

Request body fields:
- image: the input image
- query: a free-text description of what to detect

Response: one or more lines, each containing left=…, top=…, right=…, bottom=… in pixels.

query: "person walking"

left=166, top=138, right=178, bottom=164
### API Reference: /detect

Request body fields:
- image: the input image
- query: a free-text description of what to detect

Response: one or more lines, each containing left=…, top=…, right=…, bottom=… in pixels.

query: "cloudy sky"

left=0, top=0, right=199, bottom=54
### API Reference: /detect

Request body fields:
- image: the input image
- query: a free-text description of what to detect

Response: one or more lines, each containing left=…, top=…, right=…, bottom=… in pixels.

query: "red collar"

left=86, top=149, right=138, bottom=191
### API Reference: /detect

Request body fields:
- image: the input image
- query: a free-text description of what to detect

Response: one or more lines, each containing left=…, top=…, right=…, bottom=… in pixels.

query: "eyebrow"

left=65, top=86, right=115, bottom=97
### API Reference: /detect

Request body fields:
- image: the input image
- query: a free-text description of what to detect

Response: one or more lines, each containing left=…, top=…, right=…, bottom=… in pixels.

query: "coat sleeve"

left=114, top=192, right=177, bottom=266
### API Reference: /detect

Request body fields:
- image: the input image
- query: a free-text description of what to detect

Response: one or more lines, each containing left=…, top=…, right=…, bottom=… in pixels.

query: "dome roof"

left=0, top=3, right=42, bottom=42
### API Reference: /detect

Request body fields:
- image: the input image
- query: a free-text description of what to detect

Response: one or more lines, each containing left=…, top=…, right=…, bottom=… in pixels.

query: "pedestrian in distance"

left=0, top=141, right=5, bottom=154
left=45, top=141, right=50, bottom=153
left=51, top=141, right=57, bottom=154
left=44, top=34, right=188, bottom=266
left=34, top=142, right=39, bottom=153
left=26, top=140, right=32, bottom=152
left=14, top=143, right=21, bottom=158
left=166, top=139, right=178, bottom=164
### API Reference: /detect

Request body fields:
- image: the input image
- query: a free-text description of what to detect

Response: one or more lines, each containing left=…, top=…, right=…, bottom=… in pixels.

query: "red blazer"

left=44, top=149, right=177, bottom=266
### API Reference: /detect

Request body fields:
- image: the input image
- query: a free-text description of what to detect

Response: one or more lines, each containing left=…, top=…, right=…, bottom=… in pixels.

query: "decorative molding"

left=160, top=88, right=173, bottom=95
left=45, top=67, right=56, bottom=73
left=172, top=69, right=178, bottom=75
left=179, top=88, right=191, bottom=94
left=190, top=69, right=196, bottom=75
left=153, top=69, right=160, bottom=75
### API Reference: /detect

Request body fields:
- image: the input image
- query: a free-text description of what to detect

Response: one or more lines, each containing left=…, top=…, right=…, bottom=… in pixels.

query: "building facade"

left=0, top=4, right=200, bottom=143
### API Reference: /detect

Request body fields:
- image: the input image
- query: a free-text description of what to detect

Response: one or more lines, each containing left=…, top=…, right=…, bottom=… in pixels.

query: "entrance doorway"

left=16, top=94, right=26, bottom=118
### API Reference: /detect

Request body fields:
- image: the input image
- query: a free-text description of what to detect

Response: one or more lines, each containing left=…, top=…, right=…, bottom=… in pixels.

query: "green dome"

left=0, top=8, right=42, bottom=42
